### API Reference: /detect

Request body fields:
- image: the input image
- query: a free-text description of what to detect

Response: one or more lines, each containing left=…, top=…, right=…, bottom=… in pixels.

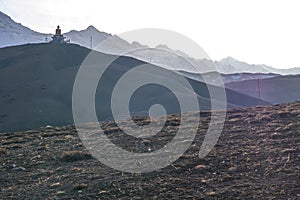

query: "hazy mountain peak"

left=67, top=25, right=101, bottom=34
left=220, top=56, right=241, bottom=64
left=87, top=25, right=96, bottom=29
left=85, top=25, right=101, bottom=33
left=131, top=41, right=147, bottom=48
left=155, top=44, right=169, bottom=49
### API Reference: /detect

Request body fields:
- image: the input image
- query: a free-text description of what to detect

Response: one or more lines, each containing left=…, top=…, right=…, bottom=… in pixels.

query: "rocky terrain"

left=0, top=102, right=299, bottom=199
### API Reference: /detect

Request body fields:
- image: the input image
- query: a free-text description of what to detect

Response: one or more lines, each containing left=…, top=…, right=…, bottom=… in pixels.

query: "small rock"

left=51, top=182, right=61, bottom=187
left=207, top=191, right=217, bottom=196
left=0, top=148, right=8, bottom=155
left=17, top=167, right=26, bottom=171
left=6, top=164, right=16, bottom=170
left=73, top=183, right=87, bottom=190
left=194, top=164, right=206, bottom=169
left=99, top=190, right=108, bottom=194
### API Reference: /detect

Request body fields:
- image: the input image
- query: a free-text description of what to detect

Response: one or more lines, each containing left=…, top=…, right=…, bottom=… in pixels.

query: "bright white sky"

left=0, top=0, right=300, bottom=69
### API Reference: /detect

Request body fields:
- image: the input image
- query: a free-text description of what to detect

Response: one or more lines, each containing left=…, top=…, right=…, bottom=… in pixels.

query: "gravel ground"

left=1, top=102, right=300, bottom=199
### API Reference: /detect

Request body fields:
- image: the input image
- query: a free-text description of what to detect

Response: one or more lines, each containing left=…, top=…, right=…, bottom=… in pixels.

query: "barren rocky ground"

left=0, top=102, right=299, bottom=199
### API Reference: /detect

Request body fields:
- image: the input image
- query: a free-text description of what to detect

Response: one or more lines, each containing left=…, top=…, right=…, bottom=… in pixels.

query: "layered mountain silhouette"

left=1, top=10, right=299, bottom=200
left=0, top=43, right=270, bottom=132
left=176, top=70, right=280, bottom=86
left=1, top=10, right=299, bottom=132
left=1, top=11, right=300, bottom=75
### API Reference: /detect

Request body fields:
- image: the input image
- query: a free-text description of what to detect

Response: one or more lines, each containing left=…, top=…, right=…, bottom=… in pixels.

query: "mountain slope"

left=0, top=11, right=118, bottom=49
left=225, top=74, right=300, bottom=104
left=64, top=25, right=111, bottom=46
left=0, top=43, right=270, bottom=132
left=0, top=11, right=50, bottom=47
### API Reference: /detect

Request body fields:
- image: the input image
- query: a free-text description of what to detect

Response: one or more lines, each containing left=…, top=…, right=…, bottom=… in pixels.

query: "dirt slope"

left=0, top=102, right=299, bottom=199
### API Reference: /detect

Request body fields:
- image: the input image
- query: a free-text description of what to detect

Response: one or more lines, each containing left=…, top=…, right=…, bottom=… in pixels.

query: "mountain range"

left=1, top=11, right=300, bottom=132
left=0, top=11, right=299, bottom=200
left=1, top=11, right=300, bottom=75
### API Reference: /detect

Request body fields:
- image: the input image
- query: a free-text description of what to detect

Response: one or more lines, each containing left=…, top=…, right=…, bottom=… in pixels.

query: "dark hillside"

left=0, top=43, right=270, bottom=132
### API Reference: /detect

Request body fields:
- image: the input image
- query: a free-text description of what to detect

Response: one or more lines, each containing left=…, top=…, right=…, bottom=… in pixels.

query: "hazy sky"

left=0, top=0, right=300, bottom=69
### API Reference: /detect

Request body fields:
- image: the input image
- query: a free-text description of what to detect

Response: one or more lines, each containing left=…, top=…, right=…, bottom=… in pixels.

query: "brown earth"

left=0, top=102, right=300, bottom=199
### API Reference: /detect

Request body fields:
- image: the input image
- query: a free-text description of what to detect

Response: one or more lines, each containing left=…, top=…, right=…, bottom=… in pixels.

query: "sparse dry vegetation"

left=0, top=102, right=299, bottom=199
left=61, top=150, right=92, bottom=162
left=0, top=147, right=8, bottom=155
